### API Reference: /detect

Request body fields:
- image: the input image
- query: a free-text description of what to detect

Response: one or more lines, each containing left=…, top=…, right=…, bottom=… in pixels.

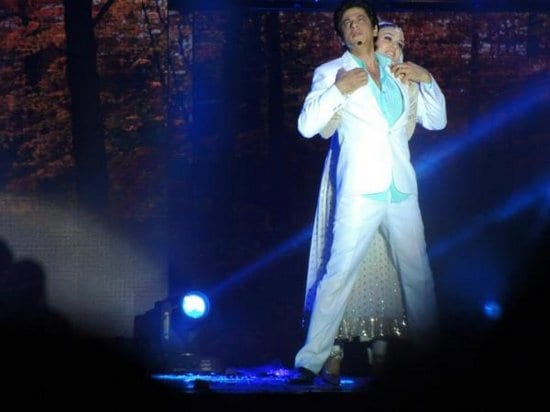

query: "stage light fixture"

left=181, top=291, right=210, bottom=320
left=483, top=300, right=502, bottom=320
left=134, top=289, right=221, bottom=373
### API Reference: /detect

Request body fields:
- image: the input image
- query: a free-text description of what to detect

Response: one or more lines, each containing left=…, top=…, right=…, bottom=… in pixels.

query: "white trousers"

left=295, top=194, right=438, bottom=373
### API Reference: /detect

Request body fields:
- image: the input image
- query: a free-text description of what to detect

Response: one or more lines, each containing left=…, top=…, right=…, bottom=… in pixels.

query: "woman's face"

left=375, top=26, right=405, bottom=63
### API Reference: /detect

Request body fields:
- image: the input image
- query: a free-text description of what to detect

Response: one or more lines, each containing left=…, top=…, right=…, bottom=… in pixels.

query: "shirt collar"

left=375, top=52, right=392, bottom=69
left=348, top=51, right=392, bottom=70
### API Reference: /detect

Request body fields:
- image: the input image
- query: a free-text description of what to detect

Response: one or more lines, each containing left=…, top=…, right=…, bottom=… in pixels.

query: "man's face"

left=339, top=7, right=377, bottom=49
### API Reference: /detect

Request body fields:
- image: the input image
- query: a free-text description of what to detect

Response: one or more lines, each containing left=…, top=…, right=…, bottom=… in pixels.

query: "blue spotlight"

left=208, top=225, right=311, bottom=298
left=416, top=77, right=549, bottom=180
left=428, top=174, right=549, bottom=259
left=483, top=300, right=502, bottom=320
left=181, top=290, right=210, bottom=320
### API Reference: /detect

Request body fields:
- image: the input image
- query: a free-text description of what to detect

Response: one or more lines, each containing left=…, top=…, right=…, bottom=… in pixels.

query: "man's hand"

left=390, top=61, right=431, bottom=84
left=335, top=68, right=369, bottom=95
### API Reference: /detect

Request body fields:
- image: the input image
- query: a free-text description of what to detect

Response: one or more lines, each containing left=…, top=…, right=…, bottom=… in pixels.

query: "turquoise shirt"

left=351, top=52, right=410, bottom=203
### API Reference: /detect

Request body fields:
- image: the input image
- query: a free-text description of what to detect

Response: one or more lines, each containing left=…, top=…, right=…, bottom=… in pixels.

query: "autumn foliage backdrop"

left=0, top=0, right=548, bottom=364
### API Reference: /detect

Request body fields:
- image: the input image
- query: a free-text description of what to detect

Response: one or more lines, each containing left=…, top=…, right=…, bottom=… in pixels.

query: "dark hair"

left=333, top=0, right=379, bottom=39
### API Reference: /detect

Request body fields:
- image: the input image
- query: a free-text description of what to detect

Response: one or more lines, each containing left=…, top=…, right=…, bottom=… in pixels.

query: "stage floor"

left=153, top=368, right=371, bottom=394
left=150, top=366, right=385, bottom=411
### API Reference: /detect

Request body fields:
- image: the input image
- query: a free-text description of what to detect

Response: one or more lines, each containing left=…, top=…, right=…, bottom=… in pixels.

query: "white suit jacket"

left=298, top=51, right=447, bottom=197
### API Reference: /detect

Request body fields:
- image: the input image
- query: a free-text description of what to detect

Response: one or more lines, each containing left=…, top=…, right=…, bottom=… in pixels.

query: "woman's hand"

left=390, top=61, right=431, bottom=84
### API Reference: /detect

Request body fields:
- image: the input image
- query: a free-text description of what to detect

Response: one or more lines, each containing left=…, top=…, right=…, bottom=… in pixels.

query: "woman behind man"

left=301, top=19, right=446, bottom=384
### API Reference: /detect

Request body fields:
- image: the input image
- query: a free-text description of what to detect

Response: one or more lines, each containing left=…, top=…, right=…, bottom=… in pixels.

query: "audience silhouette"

left=0, top=237, right=185, bottom=407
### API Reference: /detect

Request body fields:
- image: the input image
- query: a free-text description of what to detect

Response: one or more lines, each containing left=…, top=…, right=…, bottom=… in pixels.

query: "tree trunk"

left=63, top=0, right=108, bottom=214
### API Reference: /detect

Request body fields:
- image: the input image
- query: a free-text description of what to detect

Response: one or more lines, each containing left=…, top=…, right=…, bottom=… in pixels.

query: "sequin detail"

left=336, top=230, right=407, bottom=342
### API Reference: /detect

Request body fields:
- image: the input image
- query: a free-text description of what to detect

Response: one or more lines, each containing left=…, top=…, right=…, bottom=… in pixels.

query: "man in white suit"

left=289, top=0, right=447, bottom=385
